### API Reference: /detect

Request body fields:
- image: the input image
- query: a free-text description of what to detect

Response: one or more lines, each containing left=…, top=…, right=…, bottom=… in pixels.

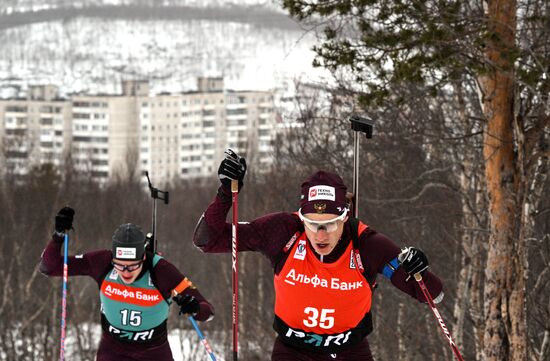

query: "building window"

left=73, top=113, right=90, bottom=119
left=6, top=105, right=28, bottom=112
left=73, top=102, right=90, bottom=107
left=227, top=108, right=247, bottom=116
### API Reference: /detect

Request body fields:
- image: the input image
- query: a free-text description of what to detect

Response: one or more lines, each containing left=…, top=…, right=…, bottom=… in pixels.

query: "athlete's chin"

left=313, top=244, right=334, bottom=256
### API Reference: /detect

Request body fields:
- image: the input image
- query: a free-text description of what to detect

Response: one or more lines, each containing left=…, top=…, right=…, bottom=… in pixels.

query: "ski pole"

left=414, top=273, right=465, bottom=361
left=59, top=233, right=69, bottom=361
left=231, top=179, right=239, bottom=361
left=188, top=316, right=217, bottom=361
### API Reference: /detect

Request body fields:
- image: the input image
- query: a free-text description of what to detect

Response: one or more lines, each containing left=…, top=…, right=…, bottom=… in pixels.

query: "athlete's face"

left=112, top=256, right=145, bottom=284
left=302, top=212, right=348, bottom=256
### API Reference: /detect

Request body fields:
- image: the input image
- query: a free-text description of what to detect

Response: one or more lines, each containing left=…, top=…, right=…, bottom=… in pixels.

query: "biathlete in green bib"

left=40, top=207, right=215, bottom=361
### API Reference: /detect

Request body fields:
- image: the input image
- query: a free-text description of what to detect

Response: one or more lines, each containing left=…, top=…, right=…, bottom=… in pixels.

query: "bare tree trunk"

left=454, top=154, right=475, bottom=350
left=470, top=229, right=486, bottom=361
left=452, top=250, right=469, bottom=349
left=397, top=302, right=409, bottom=361
left=452, top=79, right=487, bottom=361
left=425, top=311, right=449, bottom=361
left=480, top=0, right=527, bottom=359
left=539, top=330, right=550, bottom=361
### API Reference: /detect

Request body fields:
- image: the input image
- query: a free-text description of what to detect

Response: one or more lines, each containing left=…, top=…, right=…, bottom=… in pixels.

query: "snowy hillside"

left=0, top=1, right=327, bottom=97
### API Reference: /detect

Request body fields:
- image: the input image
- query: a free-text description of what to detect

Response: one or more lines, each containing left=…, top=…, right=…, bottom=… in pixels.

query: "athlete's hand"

left=398, top=247, right=429, bottom=276
left=174, top=294, right=200, bottom=316
left=55, top=207, right=75, bottom=234
left=218, top=149, right=247, bottom=188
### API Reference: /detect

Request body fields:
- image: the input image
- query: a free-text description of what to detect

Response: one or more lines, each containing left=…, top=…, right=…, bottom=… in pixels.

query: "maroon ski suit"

left=193, top=184, right=444, bottom=361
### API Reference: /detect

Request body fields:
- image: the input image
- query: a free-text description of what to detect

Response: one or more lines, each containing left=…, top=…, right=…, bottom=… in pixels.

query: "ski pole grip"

left=231, top=179, right=238, bottom=193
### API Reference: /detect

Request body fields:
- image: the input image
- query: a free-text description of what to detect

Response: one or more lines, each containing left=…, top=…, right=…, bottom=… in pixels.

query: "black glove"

left=398, top=247, right=429, bottom=276
left=55, top=207, right=75, bottom=233
left=218, top=149, right=247, bottom=187
left=173, top=294, right=200, bottom=316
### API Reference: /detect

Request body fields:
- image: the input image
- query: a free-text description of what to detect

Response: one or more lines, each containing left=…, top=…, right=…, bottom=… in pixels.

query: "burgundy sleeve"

left=193, top=185, right=303, bottom=263
left=152, top=258, right=215, bottom=322
left=360, top=230, right=443, bottom=302
left=39, top=234, right=112, bottom=283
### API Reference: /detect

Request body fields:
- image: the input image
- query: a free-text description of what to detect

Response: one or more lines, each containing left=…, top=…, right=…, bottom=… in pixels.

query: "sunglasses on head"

left=111, top=260, right=143, bottom=272
left=298, top=208, right=348, bottom=233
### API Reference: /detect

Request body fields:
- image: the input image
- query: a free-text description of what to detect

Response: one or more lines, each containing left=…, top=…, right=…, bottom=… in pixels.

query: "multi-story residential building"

left=0, top=85, right=72, bottom=176
left=71, top=81, right=145, bottom=182
left=0, top=78, right=277, bottom=184
left=139, top=77, right=276, bottom=182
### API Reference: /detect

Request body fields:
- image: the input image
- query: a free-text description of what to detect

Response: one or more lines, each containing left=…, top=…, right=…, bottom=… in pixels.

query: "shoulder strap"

left=348, top=217, right=377, bottom=289
left=349, top=217, right=369, bottom=249
left=349, top=217, right=361, bottom=250
left=150, top=252, right=162, bottom=267
left=147, top=252, right=172, bottom=305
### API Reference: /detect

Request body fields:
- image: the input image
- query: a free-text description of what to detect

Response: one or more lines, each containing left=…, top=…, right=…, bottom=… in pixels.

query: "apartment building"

left=140, top=77, right=276, bottom=181
left=71, top=81, right=145, bottom=182
left=0, top=78, right=276, bottom=184
left=0, top=85, right=72, bottom=176
left=139, top=91, right=219, bottom=181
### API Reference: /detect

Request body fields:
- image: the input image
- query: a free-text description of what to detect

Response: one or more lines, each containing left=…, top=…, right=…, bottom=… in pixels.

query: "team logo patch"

left=283, top=232, right=300, bottom=252
left=308, top=186, right=336, bottom=201
left=354, top=250, right=364, bottom=272
left=116, top=247, right=136, bottom=259
left=314, top=203, right=327, bottom=214
left=349, top=251, right=356, bottom=269
left=349, top=250, right=365, bottom=272
left=109, top=269, right=119, bottom=280
left=293, top=240, right=307, bottom=260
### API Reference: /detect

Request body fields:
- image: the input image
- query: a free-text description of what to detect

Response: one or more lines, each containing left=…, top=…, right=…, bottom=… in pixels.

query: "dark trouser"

left=271, top=336, right=374, bottom=361
left=96, top=333, right=174, bottom=361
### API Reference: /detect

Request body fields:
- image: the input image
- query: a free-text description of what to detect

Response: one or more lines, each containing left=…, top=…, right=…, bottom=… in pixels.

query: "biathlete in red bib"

left=193, top=150, right=444, bottom=361
left=40, top=208, right=214, bottom=361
